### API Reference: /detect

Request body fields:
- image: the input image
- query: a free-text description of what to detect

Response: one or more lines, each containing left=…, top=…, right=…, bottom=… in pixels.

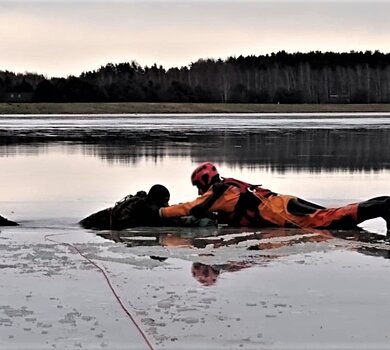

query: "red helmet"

left=191, top=162, right=220, bottom=193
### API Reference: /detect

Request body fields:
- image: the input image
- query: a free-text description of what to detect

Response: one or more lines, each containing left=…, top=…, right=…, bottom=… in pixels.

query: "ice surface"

left=2, top=224, right=390, bottom=349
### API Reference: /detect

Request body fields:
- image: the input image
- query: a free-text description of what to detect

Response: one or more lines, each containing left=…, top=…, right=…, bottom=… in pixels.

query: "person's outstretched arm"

left=160, top=184, right=240, bottom=219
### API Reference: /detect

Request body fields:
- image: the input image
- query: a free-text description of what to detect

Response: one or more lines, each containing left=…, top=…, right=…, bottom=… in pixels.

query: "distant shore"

left=1, top=102, right=390, bottom=115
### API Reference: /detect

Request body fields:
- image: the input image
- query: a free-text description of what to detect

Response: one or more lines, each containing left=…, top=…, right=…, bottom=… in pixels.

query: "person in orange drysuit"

left=159, top=162, right=390, bottom=231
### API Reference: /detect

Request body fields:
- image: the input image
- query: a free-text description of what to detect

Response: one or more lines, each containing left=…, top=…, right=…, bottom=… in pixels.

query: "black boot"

left=357, top=196, right=390, bottom=232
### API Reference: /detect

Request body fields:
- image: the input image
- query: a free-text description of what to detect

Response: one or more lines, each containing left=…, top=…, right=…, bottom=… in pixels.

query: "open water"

left=1, top=113, right=390, bottom=228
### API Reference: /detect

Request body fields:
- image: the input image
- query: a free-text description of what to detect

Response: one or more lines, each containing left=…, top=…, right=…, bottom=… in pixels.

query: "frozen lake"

left=1, top=114, right=390, bottom=349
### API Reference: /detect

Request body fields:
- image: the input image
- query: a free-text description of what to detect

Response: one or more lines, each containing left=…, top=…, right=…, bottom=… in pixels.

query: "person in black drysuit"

left=80, top=184, right=214, bottom=230
left=0, top=214, right=18, bottom=226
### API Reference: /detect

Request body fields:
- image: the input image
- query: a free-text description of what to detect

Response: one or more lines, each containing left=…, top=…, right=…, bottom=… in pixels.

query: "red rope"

left=44, top=234, right=155, bottom=350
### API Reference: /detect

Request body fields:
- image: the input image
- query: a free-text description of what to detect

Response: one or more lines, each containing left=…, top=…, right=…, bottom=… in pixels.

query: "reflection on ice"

left=84, top=224, right=390, bottom=288
left=95, top=225, right=390, bottom=248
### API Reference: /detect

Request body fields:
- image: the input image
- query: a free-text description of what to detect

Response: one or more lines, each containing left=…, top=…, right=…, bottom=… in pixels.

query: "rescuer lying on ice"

left=159, top=162, right=390, bottom=232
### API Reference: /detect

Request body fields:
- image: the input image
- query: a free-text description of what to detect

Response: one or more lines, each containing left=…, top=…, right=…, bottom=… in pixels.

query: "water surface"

left=0, top=114, right=389, bottom=229
left=1, top=114, right=390, bottom=349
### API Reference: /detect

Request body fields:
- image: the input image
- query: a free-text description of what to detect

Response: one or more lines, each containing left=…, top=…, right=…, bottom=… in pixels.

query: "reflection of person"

left=160, top=234, right=192, bottom=247
left=192, top=261, right=252, bottom=286
left=191, top=227, right=390, bottom=286
left=191, top=263, right=221, bottom=286
left=0, top=214, right=18, bottom=226
left=159, top=162, right=390, bottom=232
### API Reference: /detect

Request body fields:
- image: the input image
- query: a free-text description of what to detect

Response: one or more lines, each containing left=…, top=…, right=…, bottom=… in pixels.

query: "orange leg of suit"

left=257, top=194, right=359, bottom=229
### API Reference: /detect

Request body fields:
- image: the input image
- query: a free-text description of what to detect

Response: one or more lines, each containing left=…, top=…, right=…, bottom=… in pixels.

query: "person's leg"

left=301, top=204, right=359, bottom=229
left=287, top=197, right=325, bottom=216
left=305, top=197, right=390, bottom=231
left=258, top=194, right=358, bottom=229
left=357, top=196, right=390, bottom=231
left=258, top=194, right=390, bottom=231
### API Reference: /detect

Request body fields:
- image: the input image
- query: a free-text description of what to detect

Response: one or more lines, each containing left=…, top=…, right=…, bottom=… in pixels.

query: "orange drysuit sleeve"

left=160, top=186, right=241, bottom=218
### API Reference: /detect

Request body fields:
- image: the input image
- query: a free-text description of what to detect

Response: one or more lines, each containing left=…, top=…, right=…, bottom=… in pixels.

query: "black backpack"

left=80, top=191, right=147, bottom=230
left=110, top=191, right=147, bottom=228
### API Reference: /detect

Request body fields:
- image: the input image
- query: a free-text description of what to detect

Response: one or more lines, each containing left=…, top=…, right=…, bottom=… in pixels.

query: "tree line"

left=2, top=51, right=390, bottom=104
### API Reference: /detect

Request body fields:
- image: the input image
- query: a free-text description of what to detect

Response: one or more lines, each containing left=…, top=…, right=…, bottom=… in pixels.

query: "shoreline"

left=1, top=102, right=390, bottom=114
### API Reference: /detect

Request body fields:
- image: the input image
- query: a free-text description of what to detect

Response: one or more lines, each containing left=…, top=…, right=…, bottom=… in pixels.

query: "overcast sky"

left=1, top=1, right=389, bottom=77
